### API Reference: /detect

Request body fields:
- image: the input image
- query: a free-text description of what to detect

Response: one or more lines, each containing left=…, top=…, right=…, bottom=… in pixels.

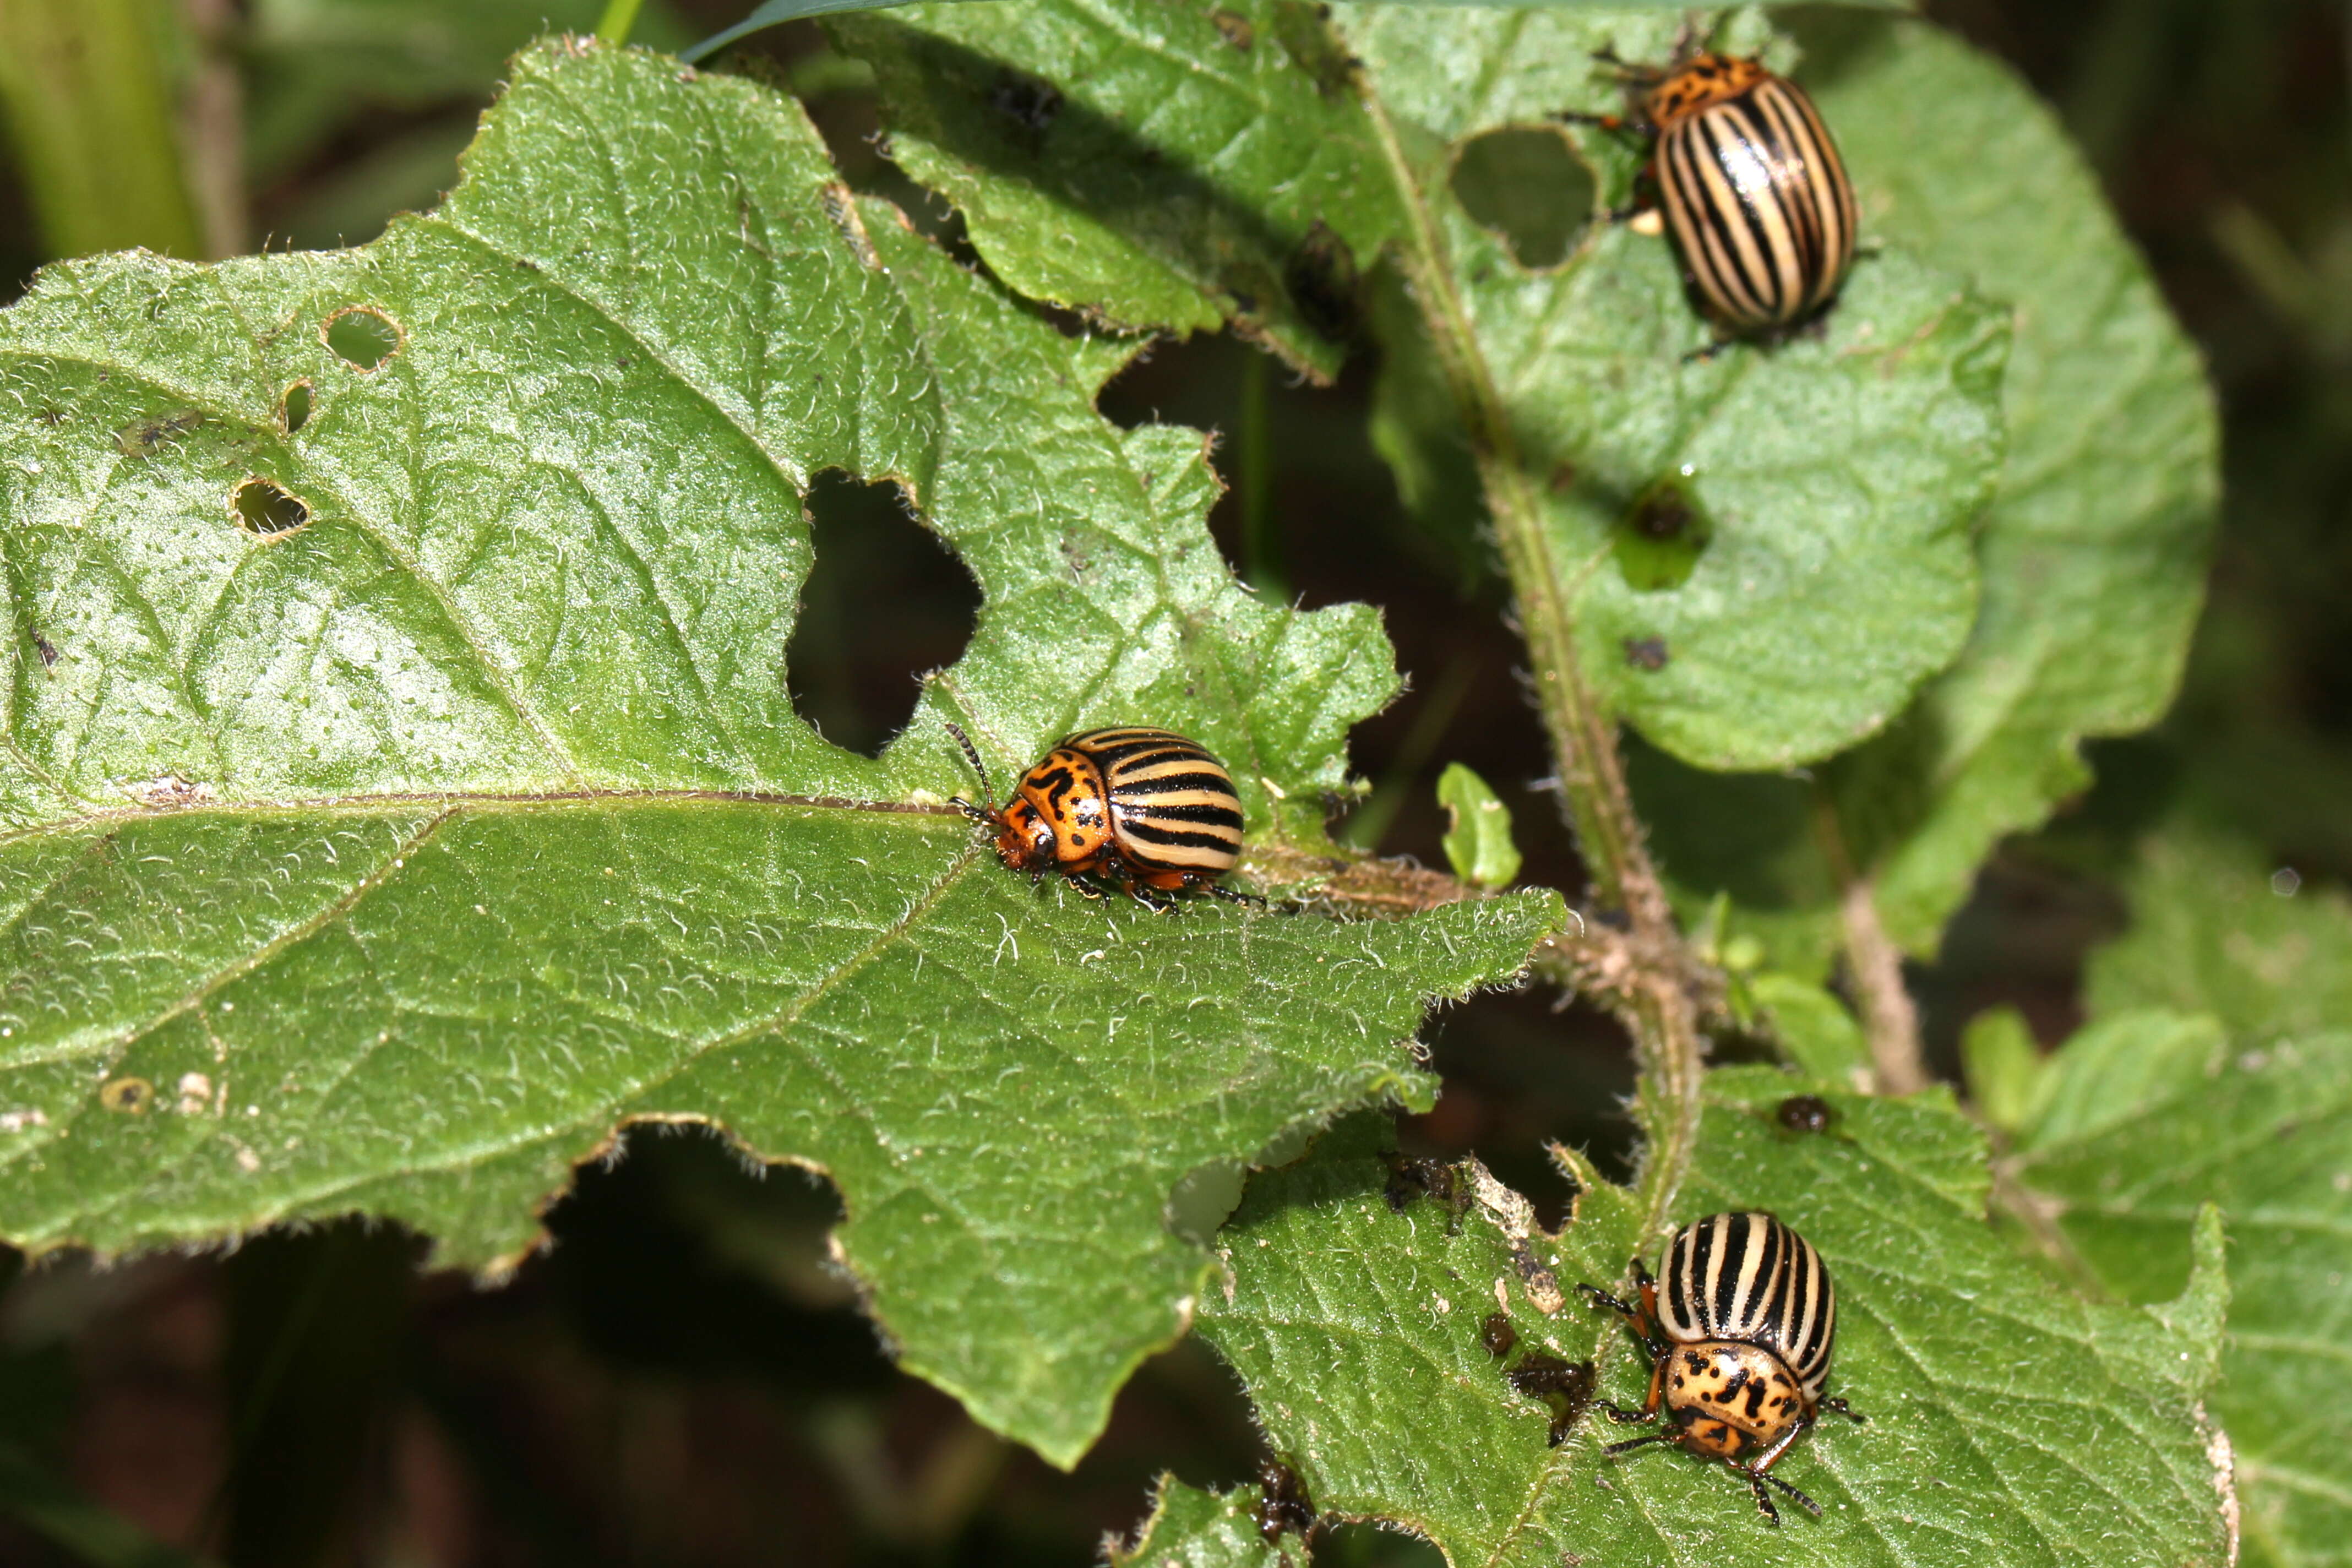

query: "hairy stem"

left=1359, top=91, right=1704, bottom=1244
left=1812, top=787, right=1930, bottom=1094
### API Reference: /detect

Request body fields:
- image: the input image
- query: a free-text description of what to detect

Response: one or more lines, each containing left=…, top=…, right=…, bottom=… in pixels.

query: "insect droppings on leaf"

left=1777, top=1094, right=1833, bottom=1133
left=114, top=410, right=202, bottom=458
left=1505, top=1352, right=1596, bottom=1445
left=1481, top=1311, right=1518, bottom=1358
left=1253, top=1457, right=1317, bottom=1545
left=99, top=1077, right=154, bottom=1114
left=1624, top=636, right=1669, bottom=671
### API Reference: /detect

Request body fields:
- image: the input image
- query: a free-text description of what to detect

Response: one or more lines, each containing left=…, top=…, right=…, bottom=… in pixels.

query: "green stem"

left=1236, top=349, right=1284, bottom=597
left=597, top=0, right=648, bottom=45
left=1359, top=90, right=1703, bottom=1246
left=0, top=0, right=204, bottom=260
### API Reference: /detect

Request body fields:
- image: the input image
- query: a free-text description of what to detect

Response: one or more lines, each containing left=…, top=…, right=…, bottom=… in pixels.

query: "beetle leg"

left=1749, top=1465, right=1821, bottom=1519
left=948, top=796, right=997, bottom=828
left=1574, top=1283, right=1639, bottom=1320
left=1746, top=1414, right=1811, bottom=1475
left=1204, top=880, right=1268, bottom=908
left=1594, top=1399, right=1652, bottom=1427
left=1817, top=1396, right=1866, bottom=1424
left=1741, top=1473, right=1783, bottom=1527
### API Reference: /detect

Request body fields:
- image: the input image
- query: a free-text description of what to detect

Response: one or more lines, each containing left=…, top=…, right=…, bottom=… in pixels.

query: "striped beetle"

left=1577, top=1212, right=1863, bottom=1524
left=948, top=723, right=1261, bottom=906
left=1567, top=49, right=1857, bottom=336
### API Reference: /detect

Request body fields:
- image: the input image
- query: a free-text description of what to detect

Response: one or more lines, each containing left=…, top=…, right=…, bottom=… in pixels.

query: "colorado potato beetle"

left=947, top=722, right=1260, bottom=906
left=1577, top=1211, right=1863, bottom=1524
left=1569, top=48, right=1857, bottom=335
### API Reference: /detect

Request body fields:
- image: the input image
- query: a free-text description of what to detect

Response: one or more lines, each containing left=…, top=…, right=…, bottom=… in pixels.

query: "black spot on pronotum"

left=115, top=409, right=202, bottom=459
left=1776, top=1094, right=1833, bottom=1133
left=1623, top=636, right=1669, bottom=671
left=785, top=470, right=979, bottom=757
left=323, top=306, right=402, bottom=372
left=233, top=478, right=311, bottom=537
left=100, top=1077, right=153, bottom=1113
left=280, top=379, right=313, bottom=434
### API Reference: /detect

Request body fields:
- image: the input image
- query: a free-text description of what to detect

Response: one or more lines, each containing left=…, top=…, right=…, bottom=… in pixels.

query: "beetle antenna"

left=944, top=720, right=994, bottom=796
left=1602, top=1430, right=1676, bottom=1457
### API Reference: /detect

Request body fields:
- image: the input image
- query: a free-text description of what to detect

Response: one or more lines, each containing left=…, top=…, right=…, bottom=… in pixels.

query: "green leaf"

left=1749, top=973, right=1870, bottom=1092
left=1638, top=15, right=2218, bottom=965
left=1194, top=1070, right=2233, bottom=1565
left=1956, top=1005, right=2037, bottom=1135
left=834, top=2, right=2006, bottom=767
left=1437, top=763, right=1521, bottom=891
left=704, top=0, right=1915, bottom=67
left=1107, top=1475, right=1287, bottom=1568
left=2084, top=823, right=2352, bottom=1040
left=0, top=39, right=1561, bottom=1466
left=2008, top=1012, right=2350, bottom=1568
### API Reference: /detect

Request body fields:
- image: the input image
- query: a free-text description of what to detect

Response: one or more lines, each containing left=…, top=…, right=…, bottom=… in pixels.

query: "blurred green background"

left=0, top=1, right=2342, bottom=1562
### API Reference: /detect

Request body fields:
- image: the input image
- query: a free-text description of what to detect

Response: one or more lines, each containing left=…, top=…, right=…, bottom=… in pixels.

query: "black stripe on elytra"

left=1712, top=1212, right=1751, bottom=1327
left=1672, top=124, right=1769, bottom=320
left=1694, top=116, right=1789, bottom=317
left=1126, top=799, right=1245, bottom=829
left=1118, top=819, right=1240, bottom=848
left=1112, top=769, right=1235, bottom=797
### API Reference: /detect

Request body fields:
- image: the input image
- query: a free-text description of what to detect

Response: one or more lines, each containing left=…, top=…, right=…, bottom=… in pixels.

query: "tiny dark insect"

left=1578, top=1212, right=1863, bottom=1525
left=1561, top=46, right=1856, bottom=335
left=1777, top=1094, right=1833, bottom=1133
left=1480, top=1310, right=1518, bottom=1359
left=948, top=722, right=1262, bottom=907
left=1505, top=1352, right=1596, bottom=1446
left=1631, top=490, right=1694, bottom=540
left=1624, top=636, right=1669, bottom=671
left=988, top=73, right=1063, bottom=134
left=31, top=631, right=58, bottom=669
left=1252, top=1458, right=1316, bottom=1545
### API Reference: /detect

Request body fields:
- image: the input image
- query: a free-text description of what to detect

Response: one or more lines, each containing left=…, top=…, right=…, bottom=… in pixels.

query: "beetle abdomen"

left=1657, top=1212, right=1836, bottom=1400
left=1066, top=727, right=1245, bottom=876
left=1655, top=73, right=1855, bottom=331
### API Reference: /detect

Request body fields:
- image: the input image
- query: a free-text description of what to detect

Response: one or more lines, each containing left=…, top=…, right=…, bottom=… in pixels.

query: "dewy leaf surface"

left=2035, top=829, right=2352, bottom=1568
left=1639, top=17, right=2219, bottom=969
left=2008, top=1012, right=2350, bottom=1568
left=0, top=39, right=1561, bottom=1466
left=1195, top=1073, right=2232, bottom=1567
left=832, top=3, right=2007, bottom=768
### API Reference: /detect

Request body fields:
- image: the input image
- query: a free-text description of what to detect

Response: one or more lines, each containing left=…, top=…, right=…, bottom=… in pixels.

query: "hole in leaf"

left=322, top=306, right=402, bottom=371
left=1318, top=1522, right=1446, bottom=1567
left=1450, top=127, right=1594, bottom=270
left=280, top=379, right=312, bottom=433
left=1611, top=472, right=1711, bottom=592
left=785, top=470, right=979, bottom=757
left=232, top=477, right=311, bottom=537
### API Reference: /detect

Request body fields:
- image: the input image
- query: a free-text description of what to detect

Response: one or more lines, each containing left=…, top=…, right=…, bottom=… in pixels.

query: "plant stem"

left=1358, top=91, right=1703, bottom=1245
left=1811, top=786, right=1930, bottom=1094
left=0, top=0, right=205, bottom=260
left=597, top=0, right=647, bottom=45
